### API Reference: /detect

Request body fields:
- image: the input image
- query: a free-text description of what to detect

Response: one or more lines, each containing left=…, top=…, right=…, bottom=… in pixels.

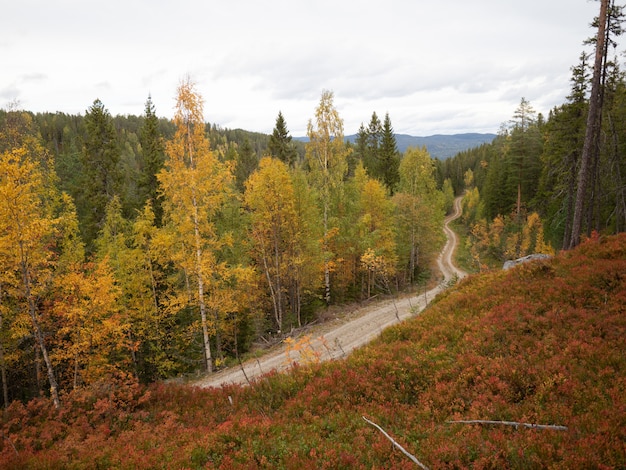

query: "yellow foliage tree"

left=244, top=157, right=299, bottom=331
left=353, top=165, right=398, bottom=297
left=0, top=146, right=61, bottom=407
left=306, top=90, right=351, bottom=305
left=158, top=78, right=234, bottom=373
left=52, top=257, right=127, bottom=388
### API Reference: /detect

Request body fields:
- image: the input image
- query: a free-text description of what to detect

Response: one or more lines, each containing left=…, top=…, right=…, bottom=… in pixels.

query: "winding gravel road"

left=195, top=196, right=467, bottom=389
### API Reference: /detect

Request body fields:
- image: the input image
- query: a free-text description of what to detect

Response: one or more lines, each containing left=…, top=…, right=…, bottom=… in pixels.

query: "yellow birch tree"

left=305, top=90, right=350, bottom=305
left=158, top=78, right=233, bottom=373
left=244, top=157, right=299, bottom=331
left=0, top=146, right=61, bottom=407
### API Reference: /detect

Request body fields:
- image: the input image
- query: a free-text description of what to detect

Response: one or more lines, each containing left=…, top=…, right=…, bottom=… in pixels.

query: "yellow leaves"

left=283, top=335, right=321, bottom=367
left=52, top=257, right=128, bottom=385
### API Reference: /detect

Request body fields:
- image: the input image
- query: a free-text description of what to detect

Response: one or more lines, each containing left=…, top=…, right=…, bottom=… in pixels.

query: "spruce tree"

left=378, top=113, right=400, bottom=194
left=364, top=112, right=382, bottom=178
left=79, top=99, right=121, bottom=252
left=506, top=98, right=542, bottom=218
left=268, top=111, right=297, bottom=167
left=234, top=138, right=258, bottom=191
left=139, top=95, right=165, bottom=226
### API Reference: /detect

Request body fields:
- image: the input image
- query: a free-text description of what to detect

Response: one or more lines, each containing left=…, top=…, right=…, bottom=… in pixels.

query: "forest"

left=0, top=0, right=625, bottom=414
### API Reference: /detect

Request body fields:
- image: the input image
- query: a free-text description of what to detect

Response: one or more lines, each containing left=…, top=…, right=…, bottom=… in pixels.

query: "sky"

left=2, top=0, right=608, bottom=137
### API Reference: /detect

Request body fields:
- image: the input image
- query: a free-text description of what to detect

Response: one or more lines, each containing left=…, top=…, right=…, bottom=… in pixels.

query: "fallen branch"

left=362, top=416, right=429, bottom=469
left=446, top=420, right=568, bottom=431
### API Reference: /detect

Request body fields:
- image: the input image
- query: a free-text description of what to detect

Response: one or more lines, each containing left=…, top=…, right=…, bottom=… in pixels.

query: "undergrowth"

left=2, top=233, right=625, bottom=468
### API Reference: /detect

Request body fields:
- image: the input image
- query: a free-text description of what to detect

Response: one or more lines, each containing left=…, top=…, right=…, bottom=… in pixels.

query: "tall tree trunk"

left=570, top=0, right=609, bottom=248
left=193, top=198, right=212, bottom=374
left=19, top=263, right=60, bottom=408
left=0, top=285, right=9, bottom=408
left=0, top=341, right=7, bottom=408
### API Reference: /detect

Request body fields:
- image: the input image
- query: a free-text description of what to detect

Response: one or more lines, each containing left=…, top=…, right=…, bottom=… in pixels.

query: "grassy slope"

left=2, top=234, right=625, bottom=469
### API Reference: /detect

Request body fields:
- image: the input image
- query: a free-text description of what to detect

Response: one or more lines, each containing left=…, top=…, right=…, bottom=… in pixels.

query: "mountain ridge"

left=295, top=132, right=496, bottom=159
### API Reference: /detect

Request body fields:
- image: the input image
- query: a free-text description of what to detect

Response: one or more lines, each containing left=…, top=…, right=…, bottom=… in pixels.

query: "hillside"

left=295, top=132, right=496, bottom=159
left=1, top=233, right=625, bottom=468
left=373, top=132, right=496, bottom=158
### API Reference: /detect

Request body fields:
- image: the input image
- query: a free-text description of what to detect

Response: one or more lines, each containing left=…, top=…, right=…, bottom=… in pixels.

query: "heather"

left=1, top=233, right=625, bottom=469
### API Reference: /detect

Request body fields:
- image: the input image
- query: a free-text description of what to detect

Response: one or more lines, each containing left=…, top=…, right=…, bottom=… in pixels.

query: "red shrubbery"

left=2, top=234, right=625, bottom=468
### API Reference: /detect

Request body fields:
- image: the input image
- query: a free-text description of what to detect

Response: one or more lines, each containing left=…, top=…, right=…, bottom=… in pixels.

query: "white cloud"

left=1, top=0, right=607, bottom=136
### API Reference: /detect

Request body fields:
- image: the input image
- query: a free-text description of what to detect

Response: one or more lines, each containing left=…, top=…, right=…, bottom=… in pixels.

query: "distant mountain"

left=387, top=133, right=497, bottom=158
left=294, top=132, right=496, bottom=159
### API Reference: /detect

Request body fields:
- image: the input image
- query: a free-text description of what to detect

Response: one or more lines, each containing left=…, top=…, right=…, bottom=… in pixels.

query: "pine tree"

left=570, top=0, right=610, bottom=248
left=268, top=111, right=297, bottom=167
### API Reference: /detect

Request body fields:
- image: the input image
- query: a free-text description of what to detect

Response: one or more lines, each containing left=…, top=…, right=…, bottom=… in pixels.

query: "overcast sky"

left=2, top=0, right=608, bottom=136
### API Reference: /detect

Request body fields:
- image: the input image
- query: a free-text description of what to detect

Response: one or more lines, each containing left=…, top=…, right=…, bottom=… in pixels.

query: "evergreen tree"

left=268, top=111, right=297, bottom=167
left=506, top=97, right=543, bottom=218
left=378, top=113, right=400, bottom=194
left=364, top=112, right=382, bottom=177
left=138, top=95, right=165, bottom=226
left=538, top=54, right=589, bottom=247
left=234, top=138, right=258, bottom=192
left=79, top=99, right=122, bottom=253
left=352, top=123, right=368, bottom=177
left=570, top=0, right=610, bottom=248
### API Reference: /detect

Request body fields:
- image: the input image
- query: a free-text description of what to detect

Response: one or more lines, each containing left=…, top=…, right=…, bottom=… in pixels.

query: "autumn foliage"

left=1, top=233, right=624, bottom=468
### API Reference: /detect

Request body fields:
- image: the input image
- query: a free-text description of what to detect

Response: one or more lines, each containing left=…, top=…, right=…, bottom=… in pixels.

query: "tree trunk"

left=569, top=0, right=609, bottom=248
left=193, top=198, right=212, bottom=374
left=0, top=286, right=9, bottom=408
left=18, top=243, right=60, bottom=408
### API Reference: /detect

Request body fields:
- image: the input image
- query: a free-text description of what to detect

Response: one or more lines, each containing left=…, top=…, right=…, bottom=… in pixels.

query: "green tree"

left=507, top=97, right=543, bottom=218
left=378, top=113, right=400, bottom=194
left=138, top=95, right=165, bottom=226
left=364, top=112, right=382, bottom=178
left=538, top=54, right=589, bottom=247
left=394, top=147, right=445, bottom=283
left=268, top=111, right=297, bottom=167
left=570, top=0, right=610, bottom=248
left=234, top=138, right=258, bottom=192
left=79, top=99, right=122, bottom=252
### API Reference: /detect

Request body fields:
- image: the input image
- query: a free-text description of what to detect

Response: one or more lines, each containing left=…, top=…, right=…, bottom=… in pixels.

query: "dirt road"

left=195, top=196, right=467, bottom=389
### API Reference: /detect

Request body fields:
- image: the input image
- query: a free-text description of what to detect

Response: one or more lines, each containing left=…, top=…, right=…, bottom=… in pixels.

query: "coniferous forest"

left=1, top=1, right=626, bottom=467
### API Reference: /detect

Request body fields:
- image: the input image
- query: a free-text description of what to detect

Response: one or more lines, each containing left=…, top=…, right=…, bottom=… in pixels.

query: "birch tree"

left=305, top=90, right=350, bottom=305
left=0, top=146, right=61, bottom=407
left=158, top=78, right=233, bottom=373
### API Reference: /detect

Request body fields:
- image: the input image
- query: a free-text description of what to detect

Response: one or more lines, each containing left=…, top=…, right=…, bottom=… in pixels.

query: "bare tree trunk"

left=193, top=198, right=212, bottom=374
left=18, top=242, right=60, bottom=408
left=570, top=0, right=609, bottom=248
left=0, top=285, right=9, bottom=408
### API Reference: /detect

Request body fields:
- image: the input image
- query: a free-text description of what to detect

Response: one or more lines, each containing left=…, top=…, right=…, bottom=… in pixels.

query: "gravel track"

left=195, top=196, right=467, bottom=389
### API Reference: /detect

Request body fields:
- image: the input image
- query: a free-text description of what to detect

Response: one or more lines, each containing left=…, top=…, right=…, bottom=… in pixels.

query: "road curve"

left=195, top=195, right=466, bottom=389
left=439, top=196, right=468, bottom=281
